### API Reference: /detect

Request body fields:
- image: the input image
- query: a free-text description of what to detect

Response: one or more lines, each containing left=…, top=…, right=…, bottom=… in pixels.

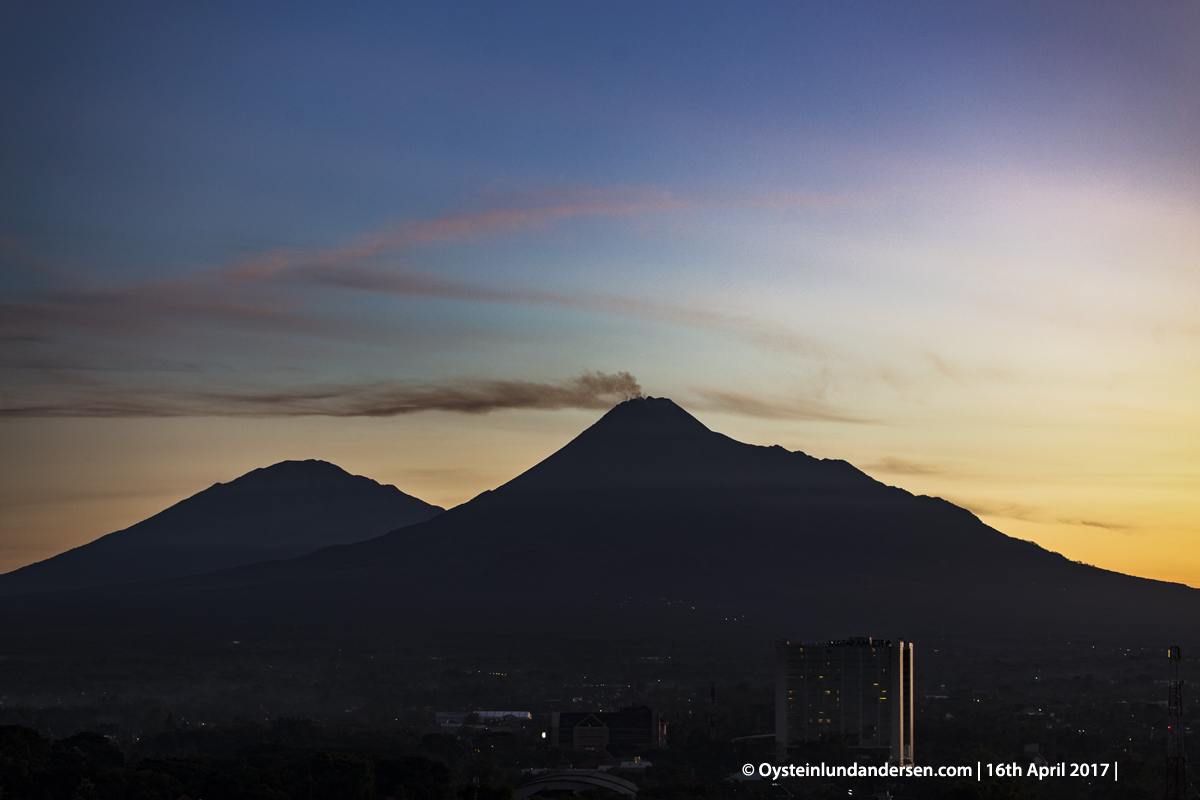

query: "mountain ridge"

left=0, top=398, right=1195, bottom=645
left=0, top=459, right=443, bottom=596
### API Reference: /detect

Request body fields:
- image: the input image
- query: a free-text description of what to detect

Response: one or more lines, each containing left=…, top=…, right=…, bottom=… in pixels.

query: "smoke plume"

left=0, top=371, right=644, bottom=418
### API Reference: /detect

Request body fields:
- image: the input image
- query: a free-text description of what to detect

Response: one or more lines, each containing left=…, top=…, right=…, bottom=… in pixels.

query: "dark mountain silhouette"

left=0, top=460, right=442, bottom=596
left=2, top=398, right=1197, bottom=644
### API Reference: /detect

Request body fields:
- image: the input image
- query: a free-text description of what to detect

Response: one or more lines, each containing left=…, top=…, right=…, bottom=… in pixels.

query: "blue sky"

left=1, top=1, right=1198, bottom=582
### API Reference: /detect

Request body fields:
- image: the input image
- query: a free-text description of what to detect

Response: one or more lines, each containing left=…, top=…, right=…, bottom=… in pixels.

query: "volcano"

left=0, top=460, right=442, bottom=596
left=2, top=398, right=1196, bottom=643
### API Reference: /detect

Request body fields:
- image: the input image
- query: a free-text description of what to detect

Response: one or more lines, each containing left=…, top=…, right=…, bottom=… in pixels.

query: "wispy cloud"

left=0, top=278, right=336, bottom=338
left=953, top=499, right=1045, bottom=524
left=689, top=389, right=869, bottom=422
left=0, top=371, right=644, bottom=418
left=1058, top=518, right=1134, bottom=532
left=0, top=187, right=836, bottom=353
left=0, top=188, right=841, bottom=425
left=227, top=185, right=846, bottom=283
left=0, top=234, right=60, bottom=277
left=955, top=498, right=1138, bottom=534
left=863, top=457, right=945, bottom=475
left=2, top=355, right=212, bottom=374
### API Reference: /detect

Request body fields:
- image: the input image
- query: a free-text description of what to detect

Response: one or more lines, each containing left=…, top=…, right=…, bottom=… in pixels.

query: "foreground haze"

left=1, top=2, right=1198, bottom=586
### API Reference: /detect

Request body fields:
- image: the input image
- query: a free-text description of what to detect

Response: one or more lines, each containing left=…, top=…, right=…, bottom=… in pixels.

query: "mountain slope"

left=0, top=460, right=443, bottom=596
left=317, top=396, right=1193, bottom=638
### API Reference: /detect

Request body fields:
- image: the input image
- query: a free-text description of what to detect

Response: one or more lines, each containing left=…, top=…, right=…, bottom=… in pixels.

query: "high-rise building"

left=775, top=637, right=913, bottom=764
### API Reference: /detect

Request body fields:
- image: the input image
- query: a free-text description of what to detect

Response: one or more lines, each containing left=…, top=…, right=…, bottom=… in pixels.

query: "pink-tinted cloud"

left=1, top=187, right=835, bottom=352
left=0, top=234, right=61, bottom=277
left=226, top=185, right=843, bottom=281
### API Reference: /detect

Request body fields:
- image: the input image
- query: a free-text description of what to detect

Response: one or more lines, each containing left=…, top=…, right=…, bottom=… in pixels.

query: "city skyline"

left=1, top=2, right=1198, bottom=585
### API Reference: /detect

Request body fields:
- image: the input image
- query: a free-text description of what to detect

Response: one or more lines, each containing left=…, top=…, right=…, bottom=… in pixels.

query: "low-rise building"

left=435, top=710, right=532, bottom=731
left=550, top=705, right=667, bottom=750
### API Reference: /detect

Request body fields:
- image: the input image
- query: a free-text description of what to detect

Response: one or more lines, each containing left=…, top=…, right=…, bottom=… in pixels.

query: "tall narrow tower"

left=1167, top=646, right=1187, bottom=800
left=709, top=681, right=718, bottom=741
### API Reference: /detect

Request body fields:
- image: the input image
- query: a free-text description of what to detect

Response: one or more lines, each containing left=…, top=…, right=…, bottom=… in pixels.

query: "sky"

left=1, top=1, right=1198, bottom=584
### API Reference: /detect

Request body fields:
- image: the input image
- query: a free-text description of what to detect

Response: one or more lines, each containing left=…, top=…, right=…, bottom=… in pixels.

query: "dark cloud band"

left=0, top=371, right=644, bottom=418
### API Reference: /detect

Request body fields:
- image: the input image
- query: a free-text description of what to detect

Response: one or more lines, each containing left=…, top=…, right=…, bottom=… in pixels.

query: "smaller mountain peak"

left=259, top=459, right=349, bottom=475
left=223, top=460, right=364, bottom=492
